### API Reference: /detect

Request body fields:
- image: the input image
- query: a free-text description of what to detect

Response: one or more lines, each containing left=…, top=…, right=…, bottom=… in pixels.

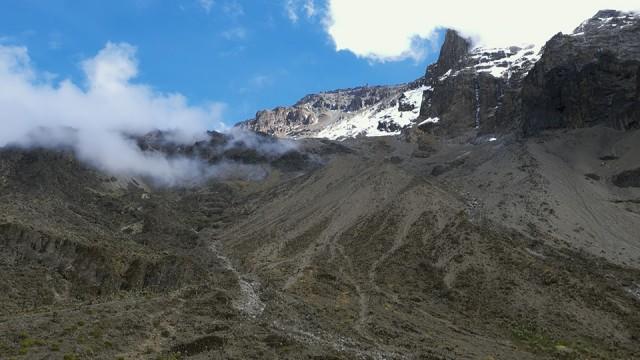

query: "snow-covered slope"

left=317, top=86, right=428, bottom=140
left=238, top=31, right=544, bottom=140
left=417, top=28, right=544, bottom=135
left=435, top=44, right=541, bottom=82
left=237, top=82, right=428, bottom=140
left=573, top=9, right=639, bottom=33
left=466, top=45, right=541, bottom=79
left=316, top=40, right=541, bottom=140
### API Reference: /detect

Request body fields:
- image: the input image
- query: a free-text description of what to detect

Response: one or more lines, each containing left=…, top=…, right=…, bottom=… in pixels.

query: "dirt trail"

left=367, top=188, right=429, bottom=294
left=208, top=234, right=265, bottom=318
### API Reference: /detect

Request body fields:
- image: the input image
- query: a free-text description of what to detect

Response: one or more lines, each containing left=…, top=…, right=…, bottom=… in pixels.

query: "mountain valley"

left=1, top=9, right=640, bottom=360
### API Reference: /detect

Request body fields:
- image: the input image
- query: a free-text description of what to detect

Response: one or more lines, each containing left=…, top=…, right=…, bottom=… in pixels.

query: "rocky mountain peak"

left=434, top=29, right=471, bottom=76
left=417, top=28, right=540, bottom=136
left=239, top=10, right=638, bottom=141
left=522, top=9, right=640, bottom=134
left=574, top=9, right=639, bottom=34
left=236, top=84, right=423, bottom=139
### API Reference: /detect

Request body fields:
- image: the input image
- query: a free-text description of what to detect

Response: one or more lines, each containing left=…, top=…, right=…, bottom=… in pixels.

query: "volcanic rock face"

left=239, top=106, right=319, bottom=138
left=433, top=29, right=471, bottom=77
left=237, top=85, right=418, bottom=139
left=239, top=29, right=542, bottom=139
left=417, top=31, right=541, bottom=135
left=416, top=10, right=640, bottom=138
left=521, top=10, right=640, bottom=134
left=240, top=10, right=640, bottom=141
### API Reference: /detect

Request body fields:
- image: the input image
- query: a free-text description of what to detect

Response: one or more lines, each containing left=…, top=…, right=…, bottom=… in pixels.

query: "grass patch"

left=510, top=323, right=603, bottom=359
left=511, top=324, right=556, bottom=352
left=17, top=332, right=45, bottom=355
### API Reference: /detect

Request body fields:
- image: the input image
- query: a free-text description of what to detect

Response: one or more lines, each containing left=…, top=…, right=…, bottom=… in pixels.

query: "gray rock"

left=521, top=10, right=640, bottom=134
left=417, top=30, right=538, bottom=136
left=236, top=85, right=411, bottom=137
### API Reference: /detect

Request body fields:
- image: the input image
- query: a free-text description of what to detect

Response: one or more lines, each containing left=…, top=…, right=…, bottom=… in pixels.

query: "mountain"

left=240, top=10, right=640, bottom=142
left=2, top=9, right=640, bottom=360
left=522, top=10, right=640, bottom=134
left=416, top=30, right=540, bottom=135
left=415, top=9, right=640, bottom=139
left=236, top=83, right=426, bottom=139
left=238, top=31, right=541, bottom=140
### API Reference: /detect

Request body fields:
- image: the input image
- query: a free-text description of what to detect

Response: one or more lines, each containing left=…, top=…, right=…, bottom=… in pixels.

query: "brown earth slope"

left=1, top=127, right=639, bottom=359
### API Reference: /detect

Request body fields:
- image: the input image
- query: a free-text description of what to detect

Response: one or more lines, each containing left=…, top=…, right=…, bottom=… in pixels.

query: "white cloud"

left=0, top=42, right=232, bottom=185
left=198, top=0, right=214, bottom=13
left=237, top=74, right=275, bottom=94
left=222, top=0, right=244, bottom=18
left=285, top=0, right=299, bottom=23
left=220, top=26, right=247, bottom=40
left=304, top=0, right=315, bottom=18
left=249, top=74, right=273, bottom=88
left=324, top=0, right=640, bottom=61
left=48, top=32, right=63, bottom=50
left=285, top=0, right=317, bottom=23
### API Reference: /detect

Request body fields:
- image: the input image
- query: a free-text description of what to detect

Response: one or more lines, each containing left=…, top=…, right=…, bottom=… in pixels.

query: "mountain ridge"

left=238, top=9, right=639, bottom=141
left=2, top=8, right=640, bottom=360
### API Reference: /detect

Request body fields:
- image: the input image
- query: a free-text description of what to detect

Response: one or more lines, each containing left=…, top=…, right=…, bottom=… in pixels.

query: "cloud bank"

left=0, top=42, right=281, bottom=186
left=324, top=0, right=640, bottom=61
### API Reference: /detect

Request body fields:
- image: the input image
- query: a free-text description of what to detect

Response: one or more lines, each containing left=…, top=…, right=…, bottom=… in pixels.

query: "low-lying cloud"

left=0, top=42, right=291, bottom=186
left=324, top=0, right=640, bottom=61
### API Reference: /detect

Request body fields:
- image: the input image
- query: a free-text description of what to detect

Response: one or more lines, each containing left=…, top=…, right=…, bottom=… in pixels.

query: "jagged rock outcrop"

left=237, top=84, right=426, bottom=139
left=415, top=10, right=640, bottom=138
left=417, top=31, right=540, bottom=135
left=238, top=106, right=319, bottom=138
left=433, top=29, right=471, bottom=77
left=522, top=10, right=640, bottom=134
left=240, top=10, right=639, bottom=140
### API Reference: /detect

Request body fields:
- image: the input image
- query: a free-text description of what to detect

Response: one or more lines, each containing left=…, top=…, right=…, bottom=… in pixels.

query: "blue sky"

left=0, top=0, right=441, bottom=126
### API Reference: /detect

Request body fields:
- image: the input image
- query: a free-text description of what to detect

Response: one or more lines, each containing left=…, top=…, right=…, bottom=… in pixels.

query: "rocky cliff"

left=237, top=84, right=425, bottom=139
left=521, top=10, right=640, bottom=134
left=418, top=10, right=640, bottom=138
left=239, top=29, right=542, bottom=139
left=241, top=10, right=640, bottom=141
left=416, top=30, right=540, bottom=136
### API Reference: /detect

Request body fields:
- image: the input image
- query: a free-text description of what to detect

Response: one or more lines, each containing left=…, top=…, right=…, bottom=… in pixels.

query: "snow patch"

left=418, top=117, right=439, bottom=126
left=469, top=45, right=541, bottom=79
left=317, top=85, right=428, bottom=140
left=438, top=69, right=452, bottom=82
left=574, top=12, right=640, bottom=33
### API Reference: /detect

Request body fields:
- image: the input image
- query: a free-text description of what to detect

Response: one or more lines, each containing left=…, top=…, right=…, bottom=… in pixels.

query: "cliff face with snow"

left=522, top=10, right=640, bottom=134
left=417, top=29, right=540, bottom=136
left=238, top=10, right=639, bottom=140
left=236, top=84, right=422, bottom=140
left=418, top=10, right=640, bottom=137
left=238, top=29, right=542, bottom=139
left=315, top=85, right=427, bottom=139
